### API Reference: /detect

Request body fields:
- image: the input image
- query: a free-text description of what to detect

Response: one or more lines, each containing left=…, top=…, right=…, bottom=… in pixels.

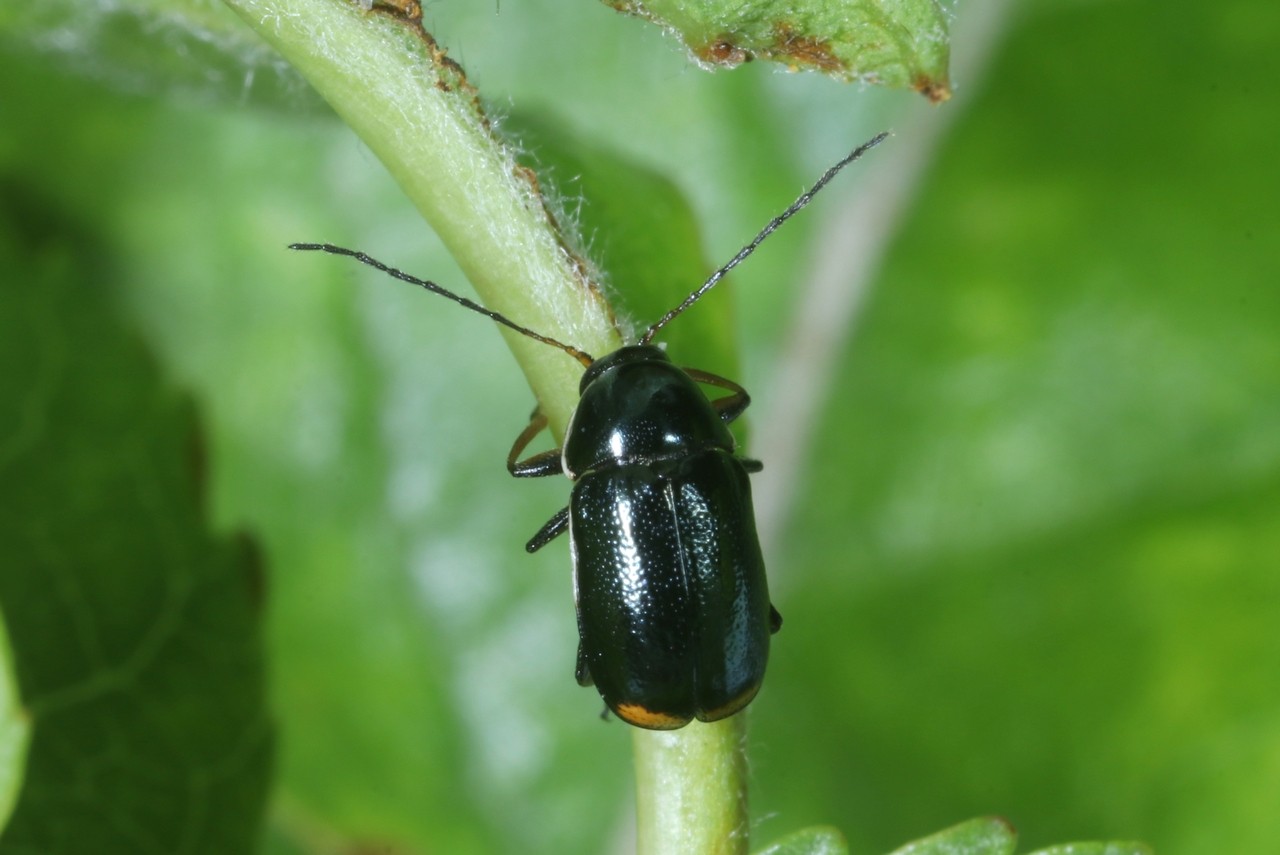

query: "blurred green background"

left=2, top=0, right=1277, bottom=853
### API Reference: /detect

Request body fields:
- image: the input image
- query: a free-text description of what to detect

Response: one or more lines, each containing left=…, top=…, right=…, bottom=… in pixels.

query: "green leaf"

left=603, top=0, right=951, bottom=100
left=0, top=186, right=272, bottom=852
left=1025, top=844, right=1152, bottom=855
left=0, top=610, right=31, bottom=830
left=886, top=818, right=1015, bottom=855
left=0, top=0, right=320, bottom=109
left=754, top=1, right=1280, bottom=853
left=4, top=0, right=1277, bottom=852
left=756, top=825, right=848, bottom=855
left=879, top=820, right=1150, bottom=855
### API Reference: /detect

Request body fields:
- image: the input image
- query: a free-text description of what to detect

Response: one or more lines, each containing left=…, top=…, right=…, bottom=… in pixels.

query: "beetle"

left=292, top=131, right=887, bottom=728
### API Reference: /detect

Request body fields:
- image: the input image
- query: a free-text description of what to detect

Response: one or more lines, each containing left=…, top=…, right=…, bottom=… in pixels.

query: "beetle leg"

left=575, top=641, right=595, bottom=687
left=684, top=367, right=752, bottom=425
left=526, top=506, right=570, bottom=553
left=769, top=604, right=783, bottom=634
left=739, top=458, right=764, bottom=473
left=507, top=408, right=566, bottom=478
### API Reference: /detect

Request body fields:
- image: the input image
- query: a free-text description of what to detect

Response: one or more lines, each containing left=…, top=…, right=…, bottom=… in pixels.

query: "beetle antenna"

left=638, top=131, right=889, bottom=346
left=290, top=243, right=596, bottom=368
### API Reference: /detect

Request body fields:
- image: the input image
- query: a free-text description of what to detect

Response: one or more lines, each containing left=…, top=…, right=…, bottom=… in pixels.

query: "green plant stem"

left=633, top=716, right=749, bottom=855
left=222, top=1, right=748, bottom=851
left=222, top=0, right=622, bottom=438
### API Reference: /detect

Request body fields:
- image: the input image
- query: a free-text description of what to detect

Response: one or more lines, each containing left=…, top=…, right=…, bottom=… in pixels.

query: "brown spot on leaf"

left=361, top=1, right=489, bottom=128
left=695, top=36, right=752, bottom=67
left=770, top=21, right=846, bottom=73
left=602, top=0, right=646, bottom=15
left=371, top=0, right=422, bottom=21
left=914, top=74, right=952, bottom=104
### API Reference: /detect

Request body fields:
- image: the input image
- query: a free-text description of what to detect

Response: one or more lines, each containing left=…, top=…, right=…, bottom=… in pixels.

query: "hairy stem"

left=633, top=717, right=749, bottom=855
left=223, top=0, right=622, bottom=437
left=223, top=2, right=746, bottom=852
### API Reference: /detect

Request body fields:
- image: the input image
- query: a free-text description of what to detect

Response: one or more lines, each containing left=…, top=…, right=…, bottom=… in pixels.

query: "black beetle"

left=292, top=131, right=886, bottom=728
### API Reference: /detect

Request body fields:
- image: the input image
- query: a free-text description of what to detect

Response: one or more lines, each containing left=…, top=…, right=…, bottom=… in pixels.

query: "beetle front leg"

left=507, top=407, right=565, bottom=478
left=526, top=506, right=569, bottom=553
left=684, top=367, right=752, bottom=424
left=687, top=369, right=763, bottom=470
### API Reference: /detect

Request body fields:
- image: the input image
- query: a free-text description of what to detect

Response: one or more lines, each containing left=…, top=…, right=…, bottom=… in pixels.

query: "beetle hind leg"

left=526, top=506, right=569, bottom=553
left=769, top=604, right=783, bottom=634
